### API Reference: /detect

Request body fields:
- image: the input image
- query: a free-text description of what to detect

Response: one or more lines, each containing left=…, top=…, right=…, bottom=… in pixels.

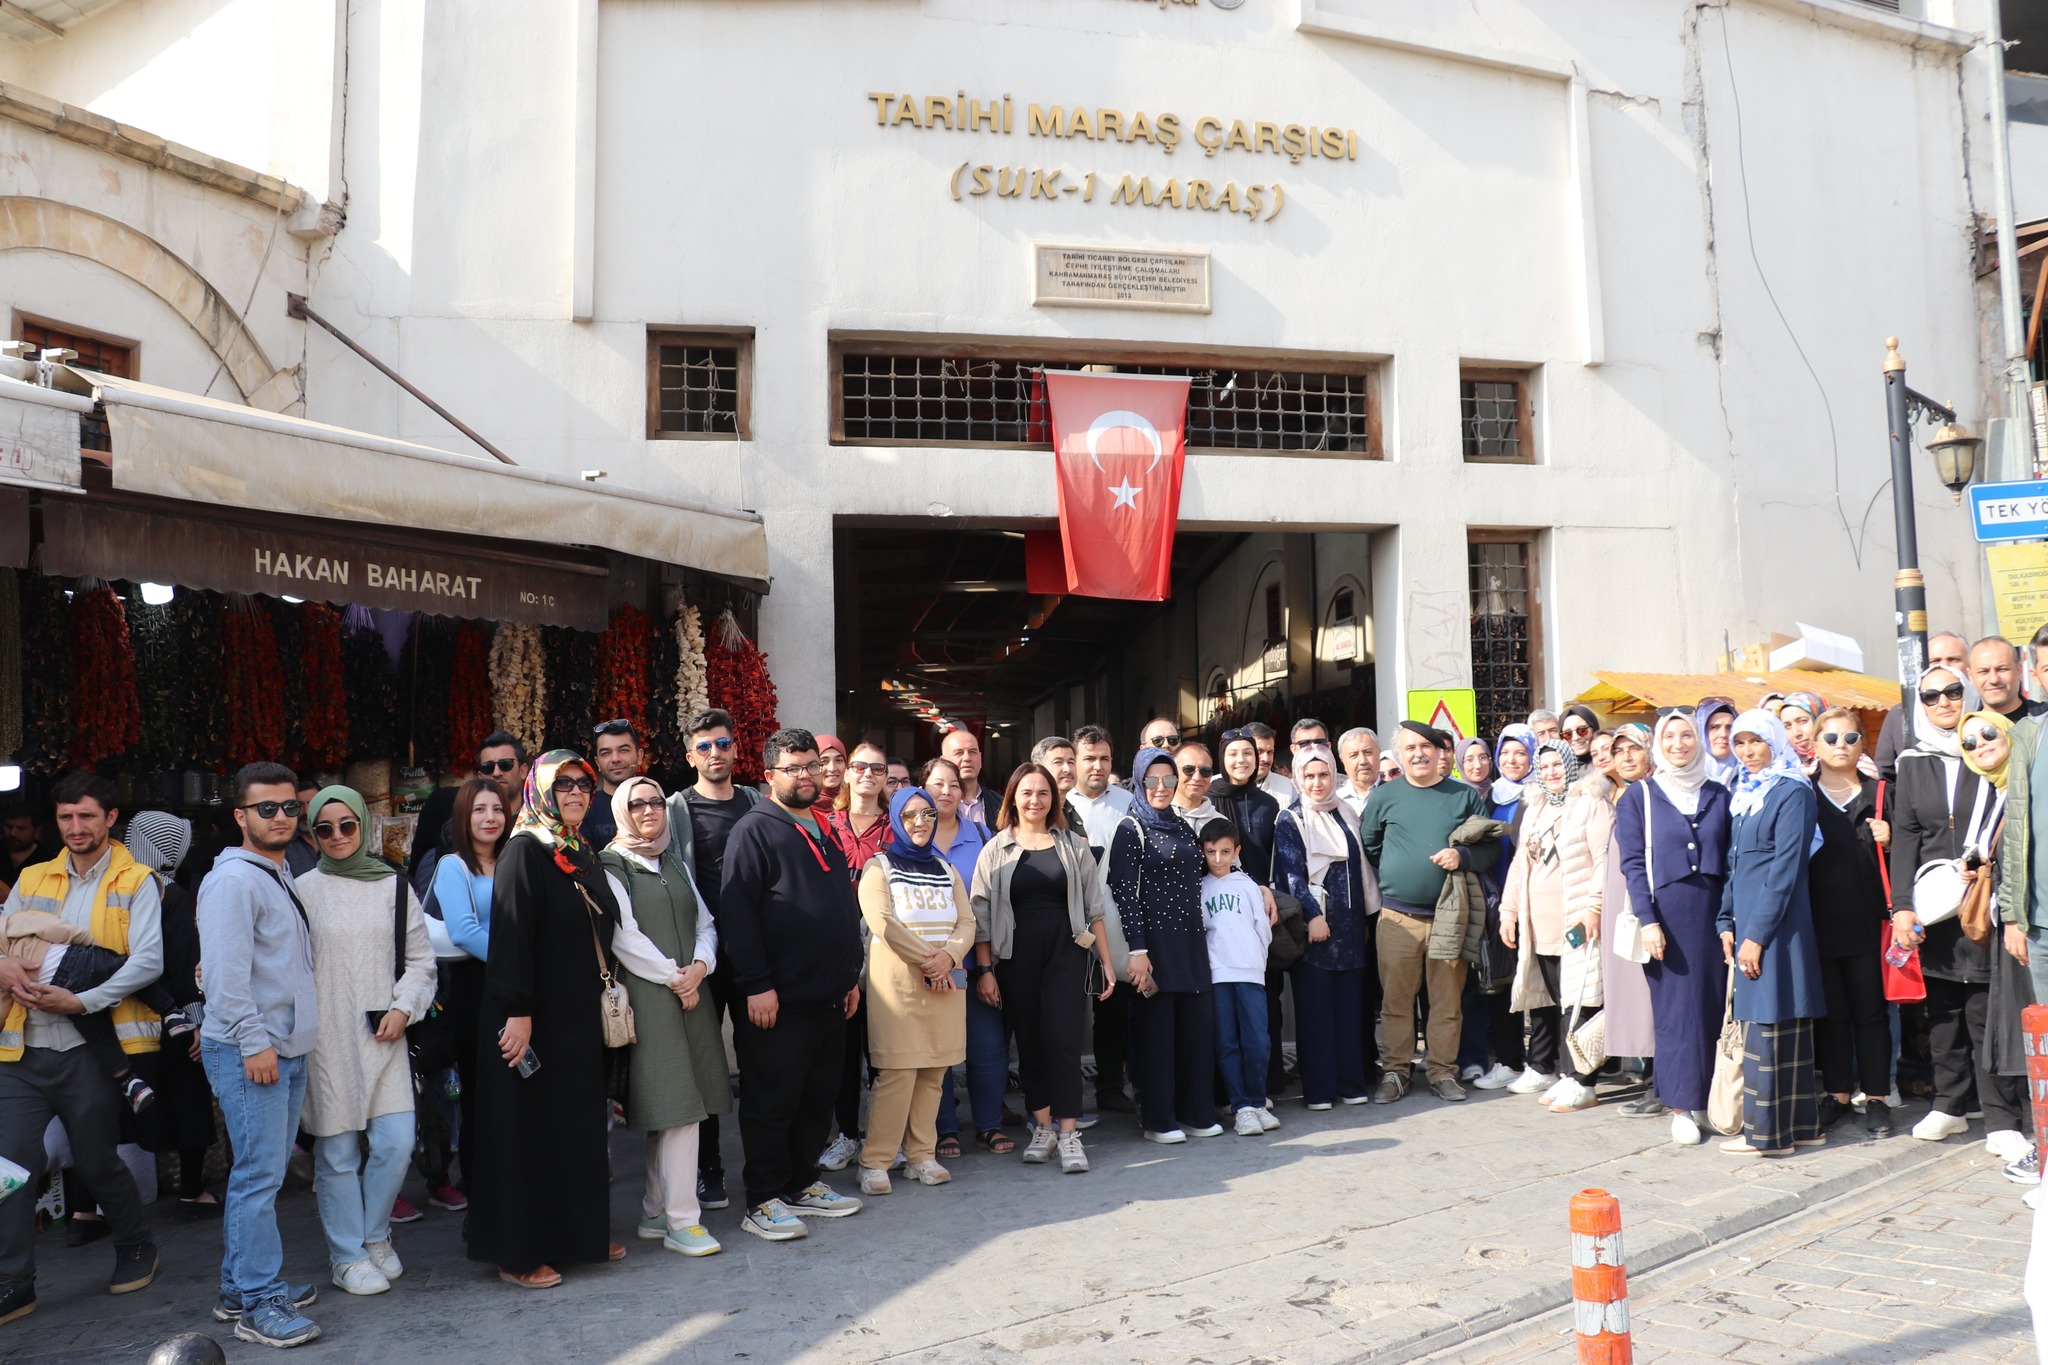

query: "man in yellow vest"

left=0, top=771, right=161, bottom=1324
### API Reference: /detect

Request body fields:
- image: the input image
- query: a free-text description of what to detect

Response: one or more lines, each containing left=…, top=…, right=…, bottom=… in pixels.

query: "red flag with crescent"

left=1044, top=371, right=1190, bottom=601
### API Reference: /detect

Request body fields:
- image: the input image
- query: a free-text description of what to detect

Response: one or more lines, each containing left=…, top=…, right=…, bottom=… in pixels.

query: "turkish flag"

left=1044, top=371, right=1190, bottom=601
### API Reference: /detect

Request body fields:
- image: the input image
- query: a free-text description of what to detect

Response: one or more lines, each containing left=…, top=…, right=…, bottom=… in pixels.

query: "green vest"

left=600, top=848, right=731, bottom=1131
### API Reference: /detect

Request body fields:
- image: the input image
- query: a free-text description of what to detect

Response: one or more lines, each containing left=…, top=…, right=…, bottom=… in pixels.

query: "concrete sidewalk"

left=7, top=1083, right=1984, bottom=1364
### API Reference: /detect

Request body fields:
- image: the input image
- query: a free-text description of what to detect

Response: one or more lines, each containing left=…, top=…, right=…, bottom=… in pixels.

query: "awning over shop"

left=0, top=375, right=86, bottom=496
left=1573, top=668, right=1907, bottom=714
left=88, top=373, right=770, bottom=589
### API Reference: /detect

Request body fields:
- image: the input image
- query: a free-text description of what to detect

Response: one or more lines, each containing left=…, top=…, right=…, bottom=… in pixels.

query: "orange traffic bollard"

left=2022, top=1005, right=2048, bottom=1169
left=1570, top=1188, right=1632, bottom=1365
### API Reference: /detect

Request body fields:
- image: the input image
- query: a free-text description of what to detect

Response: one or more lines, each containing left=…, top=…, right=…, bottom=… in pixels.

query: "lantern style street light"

left=1882, top=337, right=1984, bottom=705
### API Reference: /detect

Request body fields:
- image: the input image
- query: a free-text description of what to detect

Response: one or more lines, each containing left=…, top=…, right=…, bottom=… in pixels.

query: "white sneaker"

left=903, top=1160, right=950, bottom=1186
left=858, top=1166, right=892, bottom=1195
left=1143, top=1128, right=1186, bottom=1144
left=1507, top=1067, right=1558, bottom=1095
left=1185, top=1123, right=1225, bottom=1138
left=1057, top=1131, right=1089, bottom=1173
left=1547, top=1078, right=1597, bottom=1112
left=817, top=1133, right=860, bottom=1171
left=1913, top=1110, right=1970, bottom=1142
left=1986, top=1129, right=2032, bottom=1162
left=1022, top=1125, right=1058, bottom=1164
left=1461, top=1064, right=1484, bottom=1081
left=2027, top=1184, right=2046, bottom=1211
left=1234, top=1107, right=1264, bottom=1135
left=1258, top=1107, right=1280, bottom=1132
left=1537, top=1078, right=1568, bottom=1106
left=1472, top=1063, right=1519, bottom=1090
left=1305, top=1101, right=1333, bottom=1112
left=364, top=1238, right=402, bottom=1280
left=332, top=1260, right=390, bottom=1296
left=1670, top=1111, right=1703, bottom=1146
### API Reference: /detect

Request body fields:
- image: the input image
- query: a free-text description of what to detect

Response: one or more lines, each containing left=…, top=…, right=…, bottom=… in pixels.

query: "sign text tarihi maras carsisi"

left=865, top=93, right=1363, bottom=222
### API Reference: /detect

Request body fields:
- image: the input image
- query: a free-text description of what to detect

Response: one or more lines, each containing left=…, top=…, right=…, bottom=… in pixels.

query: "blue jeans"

left=1213, top=982, right=1273, bottom=1112
left=202, top=1039, right=309, bottom=1308
left=313, top=1111, right=416, bottom=1266
left=937, top=991, right=1010, bottom=1136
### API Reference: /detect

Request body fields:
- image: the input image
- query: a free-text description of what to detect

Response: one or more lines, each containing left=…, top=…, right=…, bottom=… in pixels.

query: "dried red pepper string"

left=596, top=604, right=654, bottom=735
left=296, top=602, right=348, bottom=769
left=705, top=613, right=777, bottom=785
left=220, top=597, right=287, bottom=770
left=447, top=621, right=493, bottom=773
left=68, top=586, right=141, bottom=767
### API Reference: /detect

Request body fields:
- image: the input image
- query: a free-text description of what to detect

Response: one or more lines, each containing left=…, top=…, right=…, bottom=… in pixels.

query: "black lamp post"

left=1883, top=336, right=1984, bottom=706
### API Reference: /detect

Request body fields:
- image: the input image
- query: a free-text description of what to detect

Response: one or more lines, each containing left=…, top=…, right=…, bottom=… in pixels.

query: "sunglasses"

left=478, top=758, right=518, bottom=775
left=1142, top=773, right=1179, bottom=790
left=849, top=760, right=888, bottom=774
left=1919, top=683, right=1967, bottom=705
left=1961, top=723, right=2005, bottom=751
left=311, top=818, right=361, bottom=840
left=692, top=737, right=735, bottom=753
left=625, top=797, right=665, bottom=813
left=1147, top=733, right=1182, bottom=748
left=1562, top=723, right=1593, bottom=737
left=592, top=719, right=637, bottom=737
left=552, top=776, right=597, bottom=795
left=1818, top=731, right=1863, bottom=747
left=1179, top=764, right=1214, bottom=778
left=239, top=800, right=304, bottom=820
left=900, top=810, right=938, bottom=827
left=1221, top=728, right=1251, bottom=744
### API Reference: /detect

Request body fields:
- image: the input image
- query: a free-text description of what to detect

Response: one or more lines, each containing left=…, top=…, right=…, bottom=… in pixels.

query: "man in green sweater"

left=1356, top=721, right=1499, bottom=1104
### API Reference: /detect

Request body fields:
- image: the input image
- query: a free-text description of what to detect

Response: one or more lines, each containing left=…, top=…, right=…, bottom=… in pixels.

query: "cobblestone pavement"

left=1, top=1082, right=2016, bottom=1364
left=1466, top=1151, right=2037, bottom=1365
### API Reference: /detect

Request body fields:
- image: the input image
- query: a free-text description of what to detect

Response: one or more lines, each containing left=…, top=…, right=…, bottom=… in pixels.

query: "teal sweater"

left=1355, top=778, right=1497, bottom=907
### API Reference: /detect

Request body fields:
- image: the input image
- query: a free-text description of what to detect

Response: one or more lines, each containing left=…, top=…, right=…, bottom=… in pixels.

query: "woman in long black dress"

left=466, top=750, right=624, bottom=1288
left=127, top=812, right=218, bottom=1208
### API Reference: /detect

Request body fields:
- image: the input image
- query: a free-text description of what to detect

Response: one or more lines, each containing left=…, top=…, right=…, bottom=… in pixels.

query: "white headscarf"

left=1650, top=710, right=1711, bottom=815
left=1292, top=749, right=1351, bottom=889
left=1910, top=665, right=1981, bottom=759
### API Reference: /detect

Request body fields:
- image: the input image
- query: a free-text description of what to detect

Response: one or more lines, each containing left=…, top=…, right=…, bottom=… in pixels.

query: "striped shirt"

left=877, top=855, right=959, bottom=944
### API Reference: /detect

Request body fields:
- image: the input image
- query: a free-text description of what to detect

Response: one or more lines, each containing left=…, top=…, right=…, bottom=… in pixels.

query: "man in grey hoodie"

left=198, top=762, right=322, bottom=1349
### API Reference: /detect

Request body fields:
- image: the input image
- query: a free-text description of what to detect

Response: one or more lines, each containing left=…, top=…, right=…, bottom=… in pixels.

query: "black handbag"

left=1267, top=891, right=1309, bottom=972
left=1476, top=890, right=1515, bottom=995
left=391, top=876, right=453, bottom=1077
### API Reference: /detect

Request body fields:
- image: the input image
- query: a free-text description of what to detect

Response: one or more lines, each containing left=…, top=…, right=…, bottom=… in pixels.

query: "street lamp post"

left=1882, top=337, right=1984, bottom=707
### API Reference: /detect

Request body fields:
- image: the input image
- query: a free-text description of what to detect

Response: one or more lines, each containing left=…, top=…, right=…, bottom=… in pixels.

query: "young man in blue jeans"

left=197, top=762, right=323, bottom=1348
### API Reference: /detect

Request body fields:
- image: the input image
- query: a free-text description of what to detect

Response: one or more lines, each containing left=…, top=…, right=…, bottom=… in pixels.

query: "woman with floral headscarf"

left=1501, top=741, right=1600, bottom=1110
left=1778, top=692, right=1827, bottom=774
left=1616, top=711, right=1733, bottom=1145
left=1890, top=670, right=2027, bottom=1156
left=1717, top=711, right=1825, bottom=1155
left=1489, top=725, right=1538, bottom=826
left=466, top=751, right=627, bottom=1289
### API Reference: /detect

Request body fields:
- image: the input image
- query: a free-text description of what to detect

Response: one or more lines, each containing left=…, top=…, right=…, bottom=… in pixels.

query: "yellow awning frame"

left=1574, top=668, right=1906, bottom=716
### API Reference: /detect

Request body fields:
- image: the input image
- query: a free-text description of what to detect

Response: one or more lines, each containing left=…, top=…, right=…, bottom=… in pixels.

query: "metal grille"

left=20, top=320, right=130, bottom=452
left=655, top=342, right=743, bottom=437
left=1469, top=539, right=1535, bottom=743
left=837, top=353, right=1374, bottom=454
left=1460, top=378, right=1523, bottom=461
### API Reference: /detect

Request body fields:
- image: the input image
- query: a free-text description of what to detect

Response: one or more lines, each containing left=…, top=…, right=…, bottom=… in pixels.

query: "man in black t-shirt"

left=678, top=708, right=760, bottom=1211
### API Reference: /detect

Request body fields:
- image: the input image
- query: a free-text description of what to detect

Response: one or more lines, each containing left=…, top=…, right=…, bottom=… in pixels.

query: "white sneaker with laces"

left=1913, top=1110, right=1969, bottom=1142
left=332, top=1261, right=389, bottom=1296
left=1234, top=1107, right=1264, bottom=1135
left=1986, top=1129, right=2031, bottom=1163
left=1547, top=1079, right=1597, bottom=1112
left=1022, top=1125, right=1058, bottom=1164
left=1670, top=1111, right=1703, bottom=1146
left=1057, top=1131, right=1089, bottom=1173
left=1507, top=1067, right=1558, bottom=1095
left=817, top=1133, right=859, bottom=1171
left=364, top=1239, right=401, bottom=1281
left=1258, top=1107, right=1280, bottom=1132
left=1537, top=1077, right=1568, bottom=1106
left=1185, top=1123, right=1225, bottom=1138
left=1143, top=1128, right=1186, bottom=1144
left=858, top=1167, right=891, bottom=1196
left=903, top=1160, right=950, bottom=1186
left=1472, top=1063, right=1519, bottom=1090
left=1461, top=1064, right=1484, bottom=1082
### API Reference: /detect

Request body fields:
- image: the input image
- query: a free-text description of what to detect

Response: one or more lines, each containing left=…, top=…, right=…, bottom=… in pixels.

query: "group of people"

left=4, top=625, right=2048, bottom=1348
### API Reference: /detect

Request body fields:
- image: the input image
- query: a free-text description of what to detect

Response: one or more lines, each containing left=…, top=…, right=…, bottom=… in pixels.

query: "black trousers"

left=1264, top=966, right=1292, bottom=1090
left=0, top=1045, right=151, bottom=1290
left=994, top=917, right=1088, bottom=1121
left=1816, top=951, right=1891, bottom=1098
left=1526, top=955, right=1599, bottom=1084
left=1131, top=988, right=1217, bottom=1134
left=1926, top=975, right=2025, bottom=1130
left=698, top=972, right=731, bottom=1181
left=731, top=1002, right=845, bottom=1210
left=832, top=996, right=868, bottom=1139
left=1094, top=990, right=1130, bottom=1098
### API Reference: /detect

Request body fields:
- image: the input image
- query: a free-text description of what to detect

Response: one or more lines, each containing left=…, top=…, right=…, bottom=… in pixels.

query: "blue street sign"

left=1969, top=480, right=2048, bottom=544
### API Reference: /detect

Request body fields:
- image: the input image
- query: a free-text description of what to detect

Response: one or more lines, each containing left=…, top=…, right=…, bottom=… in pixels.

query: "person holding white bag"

left=1500, top=741, right=1602, bottom=1112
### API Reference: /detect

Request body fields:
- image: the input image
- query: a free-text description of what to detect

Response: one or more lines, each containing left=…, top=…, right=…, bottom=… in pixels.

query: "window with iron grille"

left=648, top=329, right=751, bottom=439
left=1460, top=368, right=1535, bottom=463
left=1468, top=535, right=1542, bottom=743
left=17, top=318, right=132, bottom=453
left=833, top=345, right=1378, bottom=456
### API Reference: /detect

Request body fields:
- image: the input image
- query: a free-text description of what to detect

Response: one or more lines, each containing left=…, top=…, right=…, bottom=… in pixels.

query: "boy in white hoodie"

left=1200, top=820, right=1277, bottom=1136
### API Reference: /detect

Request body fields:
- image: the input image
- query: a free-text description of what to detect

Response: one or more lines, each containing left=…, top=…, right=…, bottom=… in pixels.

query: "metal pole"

left=1885, top=338, right=1928, bottom=708
left=1983, top=3, right=2040, bottom=476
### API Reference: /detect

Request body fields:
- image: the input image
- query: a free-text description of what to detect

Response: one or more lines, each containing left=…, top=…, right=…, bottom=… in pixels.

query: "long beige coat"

left=295, top=870, right=437, bottom=1136
left=858, top=855, right=973, bottom=1070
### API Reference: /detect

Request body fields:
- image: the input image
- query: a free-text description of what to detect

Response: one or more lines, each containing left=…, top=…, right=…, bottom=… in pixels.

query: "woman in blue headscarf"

left=1718, top=710, right=1825, bottom=1155
left=1108, top=746, right=1216, bottom=1144
left=1489, top=725, right=1539, bottom=823
left=855, top=786, right=973, bottom=1193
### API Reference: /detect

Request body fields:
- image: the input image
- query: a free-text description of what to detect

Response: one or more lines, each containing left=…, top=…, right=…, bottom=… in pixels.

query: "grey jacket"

left=2000, top=717, right=2043, bottom=933
left=970, top=827, right=1106, bottom=961
left=197, top=848, right=319, bottom=1059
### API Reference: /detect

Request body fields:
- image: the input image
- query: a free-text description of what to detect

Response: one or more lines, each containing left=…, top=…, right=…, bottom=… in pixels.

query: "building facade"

left=0, top=0, right=2016, bottom=749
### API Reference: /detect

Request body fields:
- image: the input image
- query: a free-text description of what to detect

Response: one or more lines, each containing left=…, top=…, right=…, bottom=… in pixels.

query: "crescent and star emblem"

left=1084, top=411, right=1162, bottom=511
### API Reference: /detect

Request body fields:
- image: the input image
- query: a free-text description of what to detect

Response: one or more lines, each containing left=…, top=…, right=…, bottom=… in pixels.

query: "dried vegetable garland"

left=171, top=590, right=223, bottom=769
left=541, top=625, right=597, bottom=754
left=488, top=623, right=546, bottom=757
left=676, top=605, right=709, bottom=725
left=270, top=600, right=307, bottom=767
left=448, top=621, right=493, bottom=773
left=403, top=615, right=455, bottom=770
left=125, top=591, right=185, bottom=768
left=645, top=610, right=683, bottom=780
left=705, top=609, right=777, bottom=785
left=20, top=575, right=70, bottom=774
left=0, top=570, right=20, bottom=760
left=220, top=597, right=287, bottom=769
left=296, top=602, right=348, bottom=771
left=343, top=612, right=399, bottom=762
left=69, top=585, right=141, bottom=767
left=596, top=603, right=654, bottom=732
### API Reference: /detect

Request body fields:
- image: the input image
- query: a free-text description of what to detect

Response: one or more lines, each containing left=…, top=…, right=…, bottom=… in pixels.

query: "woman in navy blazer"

left=1718, top=710, right=1826, bottom=1156
left=1616, top=710, right=1732, bottom=1146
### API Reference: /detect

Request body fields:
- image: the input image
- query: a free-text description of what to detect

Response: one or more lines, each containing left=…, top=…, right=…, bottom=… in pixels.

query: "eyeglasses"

left=774, top=762, right=825, bottom=778
left=592, top=719, right=637, bottom=738
left=478, top=758, right=518, bottom=776
left=1146, top=733, right=1181, bottom=748
left=239, top=800, right=304, bottom=820
left=552, top=776, right=597, bottom=795
left=1179, top=764, right=1213, bottom=778
left=1290, top=737, right=1327, bottom=750
left=1818, top=731, right=1863, bottom=747
left=1142, top=773, right=1178, bottom=790
left=900, top=810, right=938, bottom=827
left=625, top=797, right=665, bottom=813
left=886, top=775, right=910, bottom=789
left=311, top=818, right=361, bottom=840
left=1960, top=723, right=2004, bottom=751
left=692, top=736, right=735, bottom=753
left=1920, top=682, right=1967, bottom=705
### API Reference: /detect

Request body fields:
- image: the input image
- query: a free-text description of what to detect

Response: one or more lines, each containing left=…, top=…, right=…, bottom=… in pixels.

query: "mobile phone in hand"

left=365, top=1010, right=387, bottom=1035
left=497, top=1026, right=541, bottom=1078
left=1564, top=925, right=1587, bottom=950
